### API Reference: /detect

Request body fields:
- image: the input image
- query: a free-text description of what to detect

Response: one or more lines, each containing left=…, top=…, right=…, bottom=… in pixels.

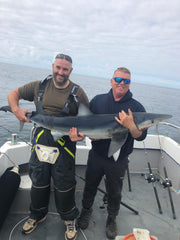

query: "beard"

left=53, top=73, right=69, bottom=87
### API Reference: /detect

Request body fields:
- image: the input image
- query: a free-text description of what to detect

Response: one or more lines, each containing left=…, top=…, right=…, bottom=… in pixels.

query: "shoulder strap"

left=38, top=75, right=52, bottom=101
left=61, top=84, right=79, bottom=116
left=36, top=75, right=52, bottom=113
left=71, top=84, right=79, bottom=103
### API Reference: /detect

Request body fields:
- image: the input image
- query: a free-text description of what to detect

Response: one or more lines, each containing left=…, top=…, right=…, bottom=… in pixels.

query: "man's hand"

left=115, top=109, right=135, bottom=129
left=69, top=127, right=85, bottom=142
left=8, top=88, right=31, bottom=123
left=115, top=109, right=143, bottom=138
left=13, top=107, right=31, bottom=123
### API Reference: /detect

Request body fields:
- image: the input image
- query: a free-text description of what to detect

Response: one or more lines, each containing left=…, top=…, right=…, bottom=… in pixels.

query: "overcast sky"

left=0, top=0, right=180, bottom=88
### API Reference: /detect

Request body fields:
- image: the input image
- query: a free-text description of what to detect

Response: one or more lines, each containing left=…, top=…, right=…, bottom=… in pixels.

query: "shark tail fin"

left=0, top=105, right=12, bottom=113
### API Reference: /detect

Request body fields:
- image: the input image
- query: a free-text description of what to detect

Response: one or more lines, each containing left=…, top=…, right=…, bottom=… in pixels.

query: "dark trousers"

left=82, top=149, right=128, bottom=217
left=29, top=128, right=79, bottom=220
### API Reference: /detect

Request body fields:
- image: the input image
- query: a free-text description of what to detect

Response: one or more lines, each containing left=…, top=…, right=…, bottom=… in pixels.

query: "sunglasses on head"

left=113, top=77, right=131, bottom=84
left=55, top=54, right=72, bottom=63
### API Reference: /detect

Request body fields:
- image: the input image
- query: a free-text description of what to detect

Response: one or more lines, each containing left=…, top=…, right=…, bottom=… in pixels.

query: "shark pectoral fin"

left=108, top=131, right=128, bottom=159
left=19, top=121, right=24, bottom=131
left=113, top=149, right=121, bottom=161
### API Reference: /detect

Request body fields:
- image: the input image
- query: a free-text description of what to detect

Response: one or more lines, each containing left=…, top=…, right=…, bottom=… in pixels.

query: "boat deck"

left=0, top=165, right=179, bottom=240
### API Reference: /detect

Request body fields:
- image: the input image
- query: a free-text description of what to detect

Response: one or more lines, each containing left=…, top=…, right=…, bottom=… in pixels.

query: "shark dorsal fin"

left=36, top=101, right=45, bottom=114
left=78, top=103, right=93, bottom=116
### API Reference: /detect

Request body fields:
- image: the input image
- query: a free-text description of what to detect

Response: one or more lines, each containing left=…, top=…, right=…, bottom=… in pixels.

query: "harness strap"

left=61, top=84, right=79, bottom=116
left=70, top=85, right=79, bottom=103
left=38, top=75, right=52, bottom=102
left=57, top=138, right=75, bottom=159
left=32, top=130, right=44, bottom=152
left=32, top=130, right=75, bottom=159
left=36, top=75, right=52, bottom=113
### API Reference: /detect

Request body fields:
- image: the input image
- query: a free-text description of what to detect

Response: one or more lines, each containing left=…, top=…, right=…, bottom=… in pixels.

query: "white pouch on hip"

left=35, top=144, right=59, bottom=164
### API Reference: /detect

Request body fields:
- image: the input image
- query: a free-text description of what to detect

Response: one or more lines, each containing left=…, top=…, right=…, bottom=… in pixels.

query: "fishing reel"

left=160, top=178, right=172, bottom=188
left=144, top=173, right=158, bottom=183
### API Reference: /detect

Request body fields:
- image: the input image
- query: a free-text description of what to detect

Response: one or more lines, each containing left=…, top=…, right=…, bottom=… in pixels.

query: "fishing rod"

left=160, top=167, right=176, bottom=219
left=156, top=126, right=177, bottom=219
left=75, top=173, right=139, bottom=215
left=145, top=162, right=163, bottom=214
left=127, top=157, right=132, bottom=192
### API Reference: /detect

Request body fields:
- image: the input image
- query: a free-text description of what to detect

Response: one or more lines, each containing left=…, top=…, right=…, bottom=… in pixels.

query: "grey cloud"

left=0, top=0, right=180, bottom=88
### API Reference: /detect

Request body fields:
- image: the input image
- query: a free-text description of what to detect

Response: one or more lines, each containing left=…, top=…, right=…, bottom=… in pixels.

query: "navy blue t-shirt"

left=90, top=89, right=147, bottom=160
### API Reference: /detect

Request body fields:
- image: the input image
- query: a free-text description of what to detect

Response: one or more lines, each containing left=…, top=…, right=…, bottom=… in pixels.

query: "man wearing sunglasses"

left=70, top=67, right=147, bottom=239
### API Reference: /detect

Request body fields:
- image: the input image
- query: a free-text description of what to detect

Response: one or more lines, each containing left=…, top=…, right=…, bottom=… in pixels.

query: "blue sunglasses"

left=113, top=77, right=131, bottom=84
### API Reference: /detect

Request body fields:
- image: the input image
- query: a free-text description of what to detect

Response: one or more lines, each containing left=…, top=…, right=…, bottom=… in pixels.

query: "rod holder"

left=11, top=134, right=17, bottom=145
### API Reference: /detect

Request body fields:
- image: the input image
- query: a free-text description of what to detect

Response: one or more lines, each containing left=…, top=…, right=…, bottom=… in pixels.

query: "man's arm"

left=8, top=88, right=31, bottom=122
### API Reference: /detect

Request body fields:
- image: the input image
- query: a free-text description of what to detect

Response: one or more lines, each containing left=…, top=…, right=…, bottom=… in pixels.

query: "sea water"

left=0, top=62, right=180, bottom=147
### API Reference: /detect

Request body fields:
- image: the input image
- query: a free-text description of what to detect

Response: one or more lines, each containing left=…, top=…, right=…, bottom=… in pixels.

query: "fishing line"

left=155, top=125, right=164, bottom=158
left=0, top=124, right=32, bottom=147
left=79, top=228, right=88, bottom=240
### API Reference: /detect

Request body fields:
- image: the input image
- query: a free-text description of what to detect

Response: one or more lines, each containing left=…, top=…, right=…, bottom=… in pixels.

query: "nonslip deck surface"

left=0, top=166, right=179, bottom=240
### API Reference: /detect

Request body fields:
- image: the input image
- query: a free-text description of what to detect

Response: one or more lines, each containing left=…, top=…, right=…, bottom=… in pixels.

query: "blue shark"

left=0, top=104, right=172, bottom=158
